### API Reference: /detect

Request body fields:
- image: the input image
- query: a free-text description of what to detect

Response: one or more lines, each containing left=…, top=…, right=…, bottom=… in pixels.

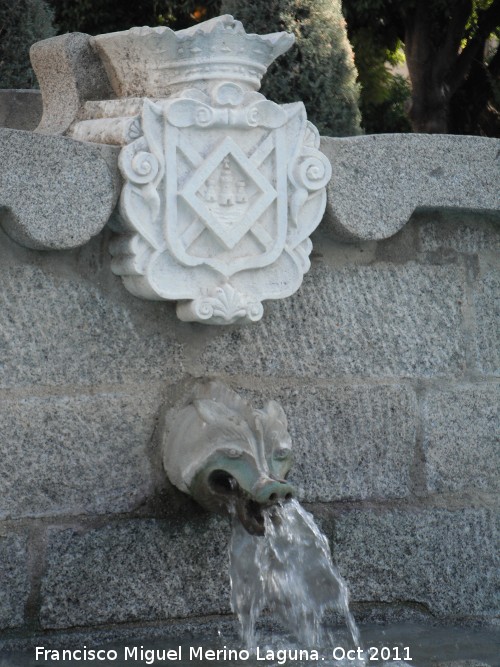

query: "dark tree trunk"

left=404, top=0, right=473, bottom=133
left=404, top=0, right=500, bottom=134
left=450, top=51, right=490, bottom=135
left=449, top=4, right=500, bottom=135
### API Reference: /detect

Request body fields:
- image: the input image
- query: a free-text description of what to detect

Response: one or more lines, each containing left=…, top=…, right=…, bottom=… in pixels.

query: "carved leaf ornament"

left=104, top=16, right=332, bottom=324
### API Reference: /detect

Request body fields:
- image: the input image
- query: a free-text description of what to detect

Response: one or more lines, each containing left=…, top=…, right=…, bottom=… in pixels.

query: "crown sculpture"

left=68, top=16, right=332, bottom=324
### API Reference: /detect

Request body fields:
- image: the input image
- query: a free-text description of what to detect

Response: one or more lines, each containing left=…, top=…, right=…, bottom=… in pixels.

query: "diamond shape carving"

left=108, top=17, right=332, bottom=324
left=180, top=136, right=277, bottom=250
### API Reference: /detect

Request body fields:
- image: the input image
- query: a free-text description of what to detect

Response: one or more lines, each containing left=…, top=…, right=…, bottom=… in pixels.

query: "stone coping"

left=0, top=127, right=120, bottom=249
left=321, top=133, right=500, bottom=240
left=0, top=123, right=498, bottom=250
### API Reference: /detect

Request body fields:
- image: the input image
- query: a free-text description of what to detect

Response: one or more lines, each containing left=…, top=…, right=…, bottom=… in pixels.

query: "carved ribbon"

left=166, top=98, right=287, bottom=129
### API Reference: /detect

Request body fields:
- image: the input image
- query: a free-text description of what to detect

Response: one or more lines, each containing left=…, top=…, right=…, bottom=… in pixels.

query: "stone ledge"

left=321, top=134, right=500, bottom=241
left=423, top=384, right=500, bottom=494
left=472, top=265, right=500, bottom=376
left=331, top=507, right=499, bottom=620
left=197, top=262, right=466, bottom=379
left=0, top=262, right=184, bottom=389
left=0, top=128, right=120, bottom=249
left=2, top=121, right=498, bottom=252
left=40, top=517, right=231, bottom=629
left=0, top=531, right=30, bottom=629
left=238, top=383, right=417, bottom=502
left=0, top=393, right=161, bottom=520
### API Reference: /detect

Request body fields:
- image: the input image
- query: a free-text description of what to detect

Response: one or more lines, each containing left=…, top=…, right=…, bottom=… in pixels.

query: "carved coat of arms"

left=87, top=16, right=331, bottom=324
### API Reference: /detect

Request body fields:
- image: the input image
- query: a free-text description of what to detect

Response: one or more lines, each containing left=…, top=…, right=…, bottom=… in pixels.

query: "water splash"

left=229, top=499, right=362, bottom=655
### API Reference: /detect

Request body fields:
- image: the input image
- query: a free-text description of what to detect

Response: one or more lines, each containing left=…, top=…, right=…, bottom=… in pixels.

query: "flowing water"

left=229, top=500, right=365, bottom=661
left=2, top=499, right=498, bottom=665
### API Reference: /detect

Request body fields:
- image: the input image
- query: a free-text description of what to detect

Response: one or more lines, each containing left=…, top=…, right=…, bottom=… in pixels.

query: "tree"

left=48, top=0, right=363, bottom=135
left=221, top=0, right=362, bottom=137
left=0, top=0, right=55, bottom=88
left=348, top=25, right=411, bottom=133
left=342, top=0, right=500, bottom=136
left=47, top=1, right=220, bottom=35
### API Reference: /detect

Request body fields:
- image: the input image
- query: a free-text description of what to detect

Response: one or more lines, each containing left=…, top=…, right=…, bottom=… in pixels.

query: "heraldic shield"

left=106, top=16, right=332, bottom=324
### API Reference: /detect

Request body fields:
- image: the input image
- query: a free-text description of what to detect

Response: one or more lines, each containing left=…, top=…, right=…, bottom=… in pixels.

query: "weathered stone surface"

left=198, top=262, right=466, bottom=378
left=321, top=134, right=500, bottom=241
left=472, top=266, right=500, bottom=376
left=0, top=532, right=30, bottom=629
left=0, top=262, right=184, bottom=389
left=423, top=385, right=500, bottom=494
left=90, top=18, right=294, bottom=99
left=0, top=90, right=42, bottom=131
left=40, top=517, right=231, bottom=629
left=30, top=33, right=114, bottom=136
left=417, top=210, right=500, bottom=254
left=0, top=128, right=119, bottom=249
left=0, top=393, right=161, bottom=519
left=332, top=508, right=499, bottom=619
left=247, top=383, right=417, bottom=501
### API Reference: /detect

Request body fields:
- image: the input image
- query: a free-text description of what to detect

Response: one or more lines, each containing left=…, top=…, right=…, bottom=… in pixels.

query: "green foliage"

left=360, top=74, right=411, bottom=134
left=346, top=22, right=410, bottom=133
left=221, top=0, right=362, bottom=137
left=349, top=28, right=393, bottom=106
left=342, top=0, right=500, bottom=135
left=466, top=0, right=498, bottom=36
left=0, top=0, right=55, bottom=88
left=48, top=0, right=221, bottom=35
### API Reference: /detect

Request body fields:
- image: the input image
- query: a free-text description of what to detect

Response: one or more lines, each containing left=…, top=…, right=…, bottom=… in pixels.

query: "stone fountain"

left=0, top=13, right=499, bottom=666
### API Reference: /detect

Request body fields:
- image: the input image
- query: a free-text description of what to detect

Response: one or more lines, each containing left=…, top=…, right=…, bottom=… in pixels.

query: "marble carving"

left=75, top=16, right=331, bottom=324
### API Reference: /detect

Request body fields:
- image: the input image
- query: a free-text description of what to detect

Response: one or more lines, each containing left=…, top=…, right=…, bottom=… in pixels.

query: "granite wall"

left=0, top=96, right=498, bottom=641
left=0, top=207, right=498, bottom=640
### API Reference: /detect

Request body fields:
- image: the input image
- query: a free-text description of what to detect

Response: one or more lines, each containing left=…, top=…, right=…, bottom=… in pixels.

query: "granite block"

left=0, top=264, right=184, bottom=388
left=0, top=532, right=30, bottom=629
left=321, top=134, right=500, bottom=241
left=30, top=33, right=113, bottom=136
left=197, top=262, right=466, bottom=379
left=40, top=517, right=231, bottom=629
left=332, top=508, right=499, bottom=619
left=248, top=384, right=417, bottom=501
left=0, top=392, right=161, bottom=519
left=0, top=128, right=119, bottom=249
left=423, top=385, right=500, bottom=494
left=472, top=267, right=500, bottom=376
left=417, top=210, right=500, bottom=255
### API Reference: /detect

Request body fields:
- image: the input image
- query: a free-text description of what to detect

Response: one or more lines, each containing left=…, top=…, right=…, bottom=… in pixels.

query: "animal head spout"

left=162, top=381, right=294, bottom=534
